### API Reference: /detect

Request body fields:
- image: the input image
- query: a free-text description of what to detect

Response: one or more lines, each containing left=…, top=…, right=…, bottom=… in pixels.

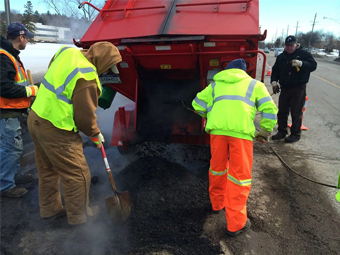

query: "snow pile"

left=20, top=43, right=76, bottom=73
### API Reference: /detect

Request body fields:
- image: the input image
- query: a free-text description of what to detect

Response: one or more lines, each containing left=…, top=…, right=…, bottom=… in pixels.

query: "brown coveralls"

left=27, top=42, right=122, bottom=225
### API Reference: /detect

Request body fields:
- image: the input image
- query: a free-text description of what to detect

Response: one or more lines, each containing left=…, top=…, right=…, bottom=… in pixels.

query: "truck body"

left=76, top=0, right=267, bottom=151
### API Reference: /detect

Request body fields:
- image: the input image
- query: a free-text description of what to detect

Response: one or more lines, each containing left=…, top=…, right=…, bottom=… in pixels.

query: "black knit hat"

left=225, top=59, right=247, bottom=71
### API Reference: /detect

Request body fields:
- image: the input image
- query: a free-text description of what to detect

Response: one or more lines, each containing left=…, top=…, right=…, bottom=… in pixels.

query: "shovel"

left=164, top=99, right=198, bottom=114
left=27, top=70, right=34, bottom=84
left=100, top=144, right=131, bottom=224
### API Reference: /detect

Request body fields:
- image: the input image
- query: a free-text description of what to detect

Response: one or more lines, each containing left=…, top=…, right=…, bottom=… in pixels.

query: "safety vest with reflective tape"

left=32, top=46, right=102, bottom=132
left=0, top=48, right=31, bottom=109
left=192, top=69, right=277, bottom=141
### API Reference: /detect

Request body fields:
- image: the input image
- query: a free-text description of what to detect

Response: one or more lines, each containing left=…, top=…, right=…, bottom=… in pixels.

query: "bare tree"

left=42, top=0, right=104, bottom=20
left=297, top=31, right=323, bottom=49
left=324, top=32, right=335, bottom=53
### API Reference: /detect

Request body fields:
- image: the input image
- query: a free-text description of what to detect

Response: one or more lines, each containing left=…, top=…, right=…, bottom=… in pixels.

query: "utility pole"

left=295, top=21, right=299, bottom=36
left=308, top=13, right=317, bottom=49
left=4, top=0, right=11, bottom=27
left=287, top=24, right=289, bottom=37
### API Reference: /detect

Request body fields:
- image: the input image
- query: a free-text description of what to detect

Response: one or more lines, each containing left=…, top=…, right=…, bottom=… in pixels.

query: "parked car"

left=275, top=47, right=284, bottom=57
left=263, top=47, right=269, bottom=53
left=270, top=47, right=275, bottom=51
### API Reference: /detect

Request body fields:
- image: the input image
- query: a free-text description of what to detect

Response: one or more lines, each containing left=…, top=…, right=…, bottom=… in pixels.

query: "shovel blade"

left=105, top=191, right=131, bottom=225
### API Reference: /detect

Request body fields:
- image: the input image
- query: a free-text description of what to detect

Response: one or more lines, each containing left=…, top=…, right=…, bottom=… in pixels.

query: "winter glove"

left=25, top=85, right=39, bottom=97
left=291, top=59, right=303, bottom=67
left=254, top=129, right=271, bottom=143
left=271, top=81, right=280, bottom=94
left=91, top=132, right=105, bottom=148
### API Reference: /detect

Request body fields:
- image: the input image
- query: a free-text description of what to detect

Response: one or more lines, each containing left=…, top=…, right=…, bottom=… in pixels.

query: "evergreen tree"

left=33, top=10, right=41, bottom=23
left=0, top=20, right=7, bottom=38
left=22, top=1, right=36, bottom=33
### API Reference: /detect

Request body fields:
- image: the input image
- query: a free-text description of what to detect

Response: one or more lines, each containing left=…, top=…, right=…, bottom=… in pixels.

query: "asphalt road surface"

left=1, top=51, right=339, bottom=255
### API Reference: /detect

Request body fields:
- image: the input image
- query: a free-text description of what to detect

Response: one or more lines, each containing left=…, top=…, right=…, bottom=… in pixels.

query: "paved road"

left=6, top=50, right=340, bottom=255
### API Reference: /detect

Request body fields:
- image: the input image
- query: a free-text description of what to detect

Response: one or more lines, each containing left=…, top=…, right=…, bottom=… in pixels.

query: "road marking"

left=311, top=74, right=340, bottom=89
left=316, top=64, right=339, bottom=71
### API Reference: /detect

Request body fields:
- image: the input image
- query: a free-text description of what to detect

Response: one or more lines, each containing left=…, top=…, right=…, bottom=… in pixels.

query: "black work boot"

left=226, top=218, right=251, bottom=237
left=285, top=134, right=300, bottom=143
left=272, top=132, right=286, bottom=141
left=212, top=207, right=225, bottom=214
left=14, top=173, right=34, bottom=184
left=1, top=186, right=28, bottom=198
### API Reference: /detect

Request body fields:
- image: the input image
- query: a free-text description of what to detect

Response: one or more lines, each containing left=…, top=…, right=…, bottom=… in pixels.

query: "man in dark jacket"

left=270, top=35, right=317, bottom=143
left=0, top=23, right=38, bottom=197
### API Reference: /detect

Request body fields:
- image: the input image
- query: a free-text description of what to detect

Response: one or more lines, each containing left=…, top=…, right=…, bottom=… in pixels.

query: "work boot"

left=14, top=172, right=34, bottom=184
left=42, top=208, right=67, bottom=221
left=285, top=134, right=300, bottom=143
left=212, top=207, right=225, bottom=214
left=272, top=132, right=286, bottom=141
left=1, top=186, right=28, bottom=198
left=226, top=218, right=251, bottom=237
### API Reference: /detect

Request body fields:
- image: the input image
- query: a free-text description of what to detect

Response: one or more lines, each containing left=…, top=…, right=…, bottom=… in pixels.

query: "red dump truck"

left=75, top=0, right=267, bottom=152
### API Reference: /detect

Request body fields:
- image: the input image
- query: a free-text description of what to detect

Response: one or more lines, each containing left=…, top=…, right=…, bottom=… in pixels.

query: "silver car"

left=275, top=47, right=284, bottom=57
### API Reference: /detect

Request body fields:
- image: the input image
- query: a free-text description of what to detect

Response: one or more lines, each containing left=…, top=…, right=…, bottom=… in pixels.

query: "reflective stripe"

left=16, top=80, right=29, bottom=86
left=54, top=46, right=72, bottom=60
left=214, top=94, right=255, bottom=107
left=211, top=82, right=216, bottom=99
left=245, top=79, right=257, bottom=100
left=262, top=112, right=277, bottom=120
left=257, top=96, right=272, bottom=108
left=212, top=79, right=257, bottom=107
left=228, top=174, right=251, bottom=186
left=194, top=96, right=207, bottom=109
left=209, top=167, right=228, bottom=176
left=0, top=48, right=29, bottom=86
left=41, top=66, right=96, bottom=104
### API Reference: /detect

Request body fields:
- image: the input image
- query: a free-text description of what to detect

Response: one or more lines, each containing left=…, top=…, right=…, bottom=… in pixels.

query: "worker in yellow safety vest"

left=192, top=58, right=278, bottom=236
left=336, top=172, right=340, bottom=203
left=0, top=22, right=38, bottom=198
left=27, top=42, right=122, bottom=226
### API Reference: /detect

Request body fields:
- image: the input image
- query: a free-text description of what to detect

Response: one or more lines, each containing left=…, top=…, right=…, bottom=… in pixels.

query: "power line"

left=323, top=16, right=340, bottom=25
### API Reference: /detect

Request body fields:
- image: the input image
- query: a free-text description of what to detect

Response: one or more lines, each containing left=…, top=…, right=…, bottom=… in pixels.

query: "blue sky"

left=2, top=0, right=340, bottom=42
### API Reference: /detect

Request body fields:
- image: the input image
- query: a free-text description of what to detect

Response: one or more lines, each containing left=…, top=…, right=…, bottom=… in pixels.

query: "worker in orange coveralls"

left=192, top=59, right=277, bottom=236
left=27, top=42, right=122, bottom=226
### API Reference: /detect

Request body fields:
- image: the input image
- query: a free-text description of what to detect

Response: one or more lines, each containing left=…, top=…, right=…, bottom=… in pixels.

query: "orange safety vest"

left=0, top=48, right=31, bottom=109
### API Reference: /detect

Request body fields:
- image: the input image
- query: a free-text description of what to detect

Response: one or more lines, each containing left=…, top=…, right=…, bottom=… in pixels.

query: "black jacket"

left=271, top=45, right=317, bottom=88
left=0, top=36, right=28, bottom=117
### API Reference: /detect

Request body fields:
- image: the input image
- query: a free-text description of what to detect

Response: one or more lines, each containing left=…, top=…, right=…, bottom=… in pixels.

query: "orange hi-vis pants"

left=209, top=134, right=253, bottom=232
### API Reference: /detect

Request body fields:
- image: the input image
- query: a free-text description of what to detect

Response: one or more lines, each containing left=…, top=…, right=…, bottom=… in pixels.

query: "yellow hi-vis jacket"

left=0, top=48, right=31, bottom=109
left=192, top=69, right=278, bottom=141
left=32, top=46, right=102, bottom=132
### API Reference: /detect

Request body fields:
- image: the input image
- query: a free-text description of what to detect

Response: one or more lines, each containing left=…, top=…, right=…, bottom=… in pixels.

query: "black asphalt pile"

left=116, top=156, right=222, bottom=255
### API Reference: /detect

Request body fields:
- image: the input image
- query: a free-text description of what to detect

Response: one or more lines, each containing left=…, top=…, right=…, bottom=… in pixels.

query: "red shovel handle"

left=100, top=144, right=118, bottom=192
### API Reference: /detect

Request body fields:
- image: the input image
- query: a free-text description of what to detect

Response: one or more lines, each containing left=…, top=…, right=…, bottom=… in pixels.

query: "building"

left=33, top=22, right=71, bottom=43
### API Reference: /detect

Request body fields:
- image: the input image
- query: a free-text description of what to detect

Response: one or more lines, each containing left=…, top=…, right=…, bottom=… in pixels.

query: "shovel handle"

left=27, top=70, right=34, bottom=84
left=100, top=144, right=119, bottom=192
